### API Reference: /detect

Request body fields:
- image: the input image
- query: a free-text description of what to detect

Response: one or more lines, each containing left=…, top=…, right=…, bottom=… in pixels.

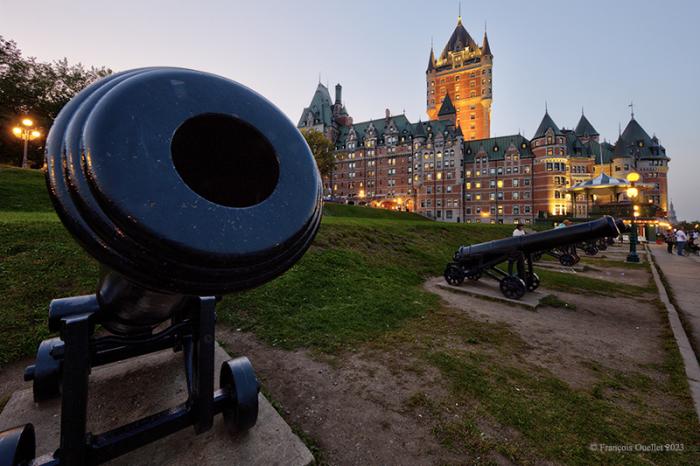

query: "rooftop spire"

left=629, top=101, right=635, bottom=119
left=458, top=1, right=462, bottom=23
left=427, top=45, right=436, bottom=72
left=481, top=28, right=492, bottom=56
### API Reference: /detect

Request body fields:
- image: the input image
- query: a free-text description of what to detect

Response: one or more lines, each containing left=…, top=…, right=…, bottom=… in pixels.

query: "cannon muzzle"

left=46, top=67, right=322, bottom=334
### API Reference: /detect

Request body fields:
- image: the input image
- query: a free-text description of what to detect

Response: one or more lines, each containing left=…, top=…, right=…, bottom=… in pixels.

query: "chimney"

left=335, top=84, right=342, bottom=104
left=385, top=108, right=391, bottom=120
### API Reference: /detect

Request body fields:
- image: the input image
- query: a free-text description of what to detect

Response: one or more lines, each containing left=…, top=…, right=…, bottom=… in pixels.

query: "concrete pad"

left=432, top=277, right=544, bottom=310
left=533, top=261, right=588, bottom=273
left=0, top=344, right=313, bottom=466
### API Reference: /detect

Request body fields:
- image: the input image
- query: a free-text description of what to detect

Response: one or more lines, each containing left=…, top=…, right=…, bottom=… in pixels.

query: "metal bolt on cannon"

left=0, top=67, right=322, bottom=465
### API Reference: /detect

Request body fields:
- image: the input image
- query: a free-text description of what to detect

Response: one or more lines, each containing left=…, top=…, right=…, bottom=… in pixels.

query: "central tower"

left=426, top=16, right=492, bottom=140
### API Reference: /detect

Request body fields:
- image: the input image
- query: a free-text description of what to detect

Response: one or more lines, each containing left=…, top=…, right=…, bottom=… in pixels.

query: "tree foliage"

left=301, top=128, right=335, bottom=179
left=0, top=36, right=111, bottom=166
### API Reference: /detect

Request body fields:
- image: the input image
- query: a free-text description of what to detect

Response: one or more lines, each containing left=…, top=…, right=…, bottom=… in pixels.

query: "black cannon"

left=0, top=68, right=322, bottom=465
left=444, top=216, right=621, bottom=299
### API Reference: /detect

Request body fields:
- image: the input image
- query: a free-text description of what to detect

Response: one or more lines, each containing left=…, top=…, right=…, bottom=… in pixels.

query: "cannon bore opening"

left=171, top=113, right=280, bottom=208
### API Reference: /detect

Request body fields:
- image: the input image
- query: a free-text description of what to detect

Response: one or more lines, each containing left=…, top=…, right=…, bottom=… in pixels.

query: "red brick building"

left=297, top=16, right=670, bottom=224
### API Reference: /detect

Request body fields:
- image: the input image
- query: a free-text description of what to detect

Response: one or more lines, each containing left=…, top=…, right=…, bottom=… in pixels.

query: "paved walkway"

left=649, top=244, right=700, bottom=355
left=647, top=243, right=700, bottom=419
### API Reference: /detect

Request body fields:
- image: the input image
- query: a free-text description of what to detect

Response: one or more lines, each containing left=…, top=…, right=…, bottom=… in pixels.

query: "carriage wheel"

left=584, top=245, right=598, bottom=256
left=220, top=357, right=260, bottom=433
left=0, top=424, right=35, bottom=466
left=524, top=272, right=540, bottom=292
left=444, top=264, right=465, bottom=286
left=559, top=254, right=576, bottom=267
left=499, top=276, right=527, bottom=300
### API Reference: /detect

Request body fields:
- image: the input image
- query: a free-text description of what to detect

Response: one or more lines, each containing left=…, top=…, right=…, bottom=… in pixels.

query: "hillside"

left=0, top=167, right=514, bottom=362
left=2, top=167, right=698, bottom=465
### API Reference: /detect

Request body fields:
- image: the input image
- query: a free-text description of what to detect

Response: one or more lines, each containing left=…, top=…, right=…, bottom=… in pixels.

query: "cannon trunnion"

left=0, top=68, right=322, bottom=465
left=444, top=217, right=621, bottom=300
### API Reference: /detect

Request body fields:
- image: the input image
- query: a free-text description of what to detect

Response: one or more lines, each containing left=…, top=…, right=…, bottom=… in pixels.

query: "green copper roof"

left=464, top=134, right=533, bottom=161
left=437, top=94, right=456, bottom=116
left=439, top=18, right=478, bottom=61
left=613, top=118, right=668, bottom=160
left=297, top=83, right=333, bottom=128
left=533, top=111, right=562, bottom=138
left=574, top=113, right=599, bottom=137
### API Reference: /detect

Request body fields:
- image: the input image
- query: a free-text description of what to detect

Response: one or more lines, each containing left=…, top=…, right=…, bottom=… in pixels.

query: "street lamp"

left=626, top=172, right=640, bottom=263
left=12, top=118, right=42, bottom=169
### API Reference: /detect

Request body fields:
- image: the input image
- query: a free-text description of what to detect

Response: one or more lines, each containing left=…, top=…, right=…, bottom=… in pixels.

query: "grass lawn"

left=1, top=166, right=698, bottom=464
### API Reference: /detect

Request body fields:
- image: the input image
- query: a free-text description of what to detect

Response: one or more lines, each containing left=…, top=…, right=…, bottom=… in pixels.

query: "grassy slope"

left=1, top=167, right=698, bottom=464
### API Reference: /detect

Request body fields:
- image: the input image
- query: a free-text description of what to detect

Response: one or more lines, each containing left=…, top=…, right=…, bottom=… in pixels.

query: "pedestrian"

left=675, top=228, right=687, bottom=256
left=689, top=229, right=700, bottom=255
left=556, top=219, right=572, bottom=229
left=665, top=229, right=675, bottom=254
left=513, top=222, right=526, bottom=237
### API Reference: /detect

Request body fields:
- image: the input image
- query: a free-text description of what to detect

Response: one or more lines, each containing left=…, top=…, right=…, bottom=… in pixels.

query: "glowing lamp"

left=626, top=172, right=640, bottom=183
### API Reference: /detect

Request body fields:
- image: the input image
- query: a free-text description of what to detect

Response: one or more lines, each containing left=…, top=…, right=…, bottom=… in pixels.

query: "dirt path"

left=216, top=328, right=471, bottom=466
left=424, top=277, right=664, bottom=389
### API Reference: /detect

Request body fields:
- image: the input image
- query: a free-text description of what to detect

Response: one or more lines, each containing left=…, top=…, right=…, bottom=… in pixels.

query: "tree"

left=301, top=128, right=335, bottom=181
left=0, top=36, right=111, bottom=167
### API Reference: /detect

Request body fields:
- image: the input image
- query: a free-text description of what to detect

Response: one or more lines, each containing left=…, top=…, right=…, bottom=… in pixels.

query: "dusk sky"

left=3, top=0, right=699, bottom=219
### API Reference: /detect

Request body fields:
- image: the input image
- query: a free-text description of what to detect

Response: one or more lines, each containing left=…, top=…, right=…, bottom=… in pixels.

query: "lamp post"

left=12, top=118, right=41, bottom=169
left=626, top=172, right=640, bottom=263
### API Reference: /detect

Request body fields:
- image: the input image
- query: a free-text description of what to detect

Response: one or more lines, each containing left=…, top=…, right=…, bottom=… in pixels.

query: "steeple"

left=481, top=29, right=492, bottom=56
left=426, top=46, right=436, bottom=72
left=414, top=119, right=427, bottom=138
left=533, top=110, right=562, bottom=139
left=575, top=111, right=599, bottom=137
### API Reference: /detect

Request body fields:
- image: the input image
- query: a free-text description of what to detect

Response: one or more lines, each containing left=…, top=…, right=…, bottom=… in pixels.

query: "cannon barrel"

left=46, top=67, right=322, bottom=334
left=457, top=216, right=620, bottom=261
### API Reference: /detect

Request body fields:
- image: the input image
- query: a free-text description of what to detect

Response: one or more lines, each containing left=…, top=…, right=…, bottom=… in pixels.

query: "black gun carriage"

left=0, top=68, right=322, bottom=465
left=444, top=217, right=621, bottom=300
left=532, top=233, right=621, bottom=266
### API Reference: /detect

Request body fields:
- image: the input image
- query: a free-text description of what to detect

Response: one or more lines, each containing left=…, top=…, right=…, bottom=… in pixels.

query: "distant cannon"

left=0, top=68, right=322, bottom=465
left=444, top=217, right=621, bottom=299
